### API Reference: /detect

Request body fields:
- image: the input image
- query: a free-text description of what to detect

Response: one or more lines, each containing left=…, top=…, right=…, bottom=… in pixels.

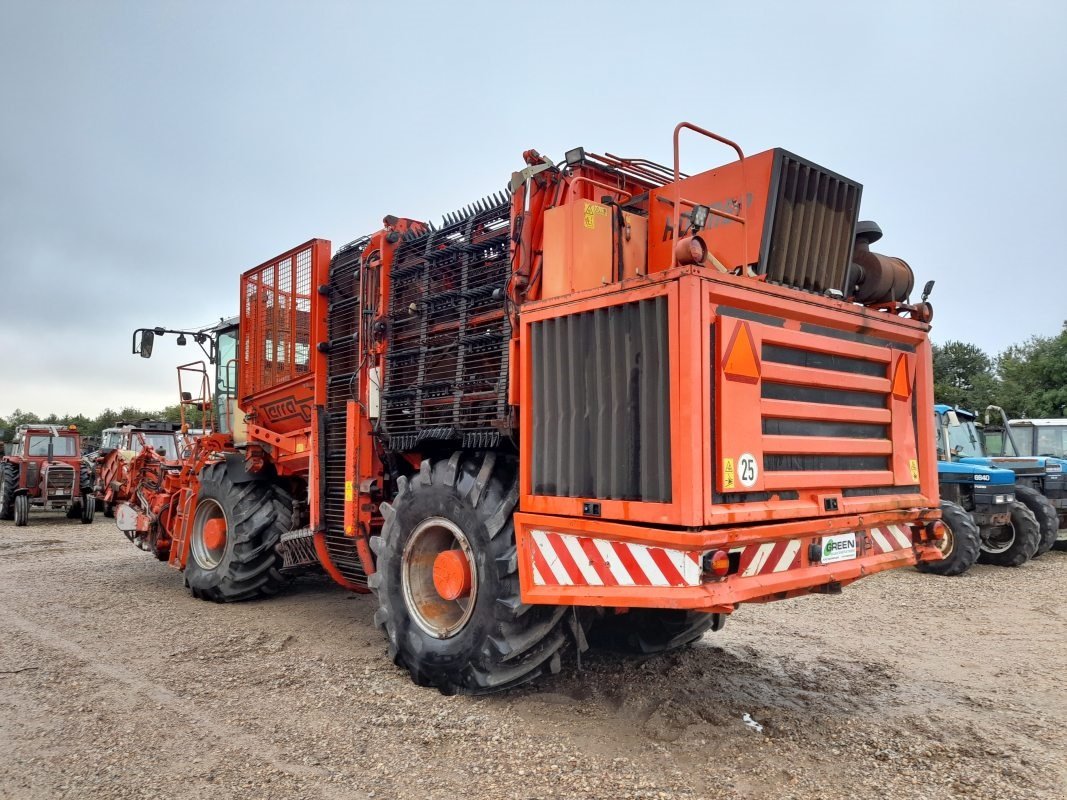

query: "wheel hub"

left=190, top=498, right=228, bottom=569
left=433, top=549, right=473, bottom=601
left=402, top=517, right=478, bottom=639
left=934, top=521, right=955, bottom=558
left=982, top=520, right=1015, bottom=555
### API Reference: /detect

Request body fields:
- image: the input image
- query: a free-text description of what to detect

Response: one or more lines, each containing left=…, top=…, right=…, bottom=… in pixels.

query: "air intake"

left=760, top=151, right=862, bottom=296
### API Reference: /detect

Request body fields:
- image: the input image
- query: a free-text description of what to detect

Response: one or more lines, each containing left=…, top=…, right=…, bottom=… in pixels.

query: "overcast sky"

left=1, top=1, right=1064, bottom=418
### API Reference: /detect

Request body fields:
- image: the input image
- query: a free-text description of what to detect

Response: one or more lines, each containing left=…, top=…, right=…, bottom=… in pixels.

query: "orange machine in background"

left=124, top=121, right=944, bottom=694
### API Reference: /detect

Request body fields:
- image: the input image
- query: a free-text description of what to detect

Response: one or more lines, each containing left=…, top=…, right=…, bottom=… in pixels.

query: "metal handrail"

left=671, top=122, right=749, bottom=269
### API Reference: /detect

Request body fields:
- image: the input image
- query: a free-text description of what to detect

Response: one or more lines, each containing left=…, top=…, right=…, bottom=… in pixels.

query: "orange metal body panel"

left=518, top=265, right=937, bottom=534
left=619, top=211, right=648, bottom=279
left=647, top=149, right=776, bottom=272
left=541, top=201, right=614, bottom=299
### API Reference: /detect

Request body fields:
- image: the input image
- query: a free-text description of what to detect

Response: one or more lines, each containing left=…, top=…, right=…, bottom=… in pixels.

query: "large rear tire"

left=370, top=452, right=586, bottom=695
left=916, top=500, right=980, bottom=576
left=0, top=463, right=18, bottom=520
left=1014, top=485, right=1059, bottom=557
left=978, top=501, right=1039, bottom=567
left=588, top=609, right=724, bottom=655
left=183, top=463, right=290, bottom=602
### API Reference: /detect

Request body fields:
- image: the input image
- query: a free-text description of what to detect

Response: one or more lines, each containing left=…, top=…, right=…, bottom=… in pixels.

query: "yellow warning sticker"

left=908, top=459, right=919, bottom=482
left=722, top=458, right=736, bottom=490
left=583, top=201, right=609, bottom=229
left=344, top=480, right=354, bottom=501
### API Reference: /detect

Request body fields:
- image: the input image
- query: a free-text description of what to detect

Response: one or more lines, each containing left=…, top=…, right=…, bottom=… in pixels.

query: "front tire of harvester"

left=13, top=494, right=29, bottom=527
left=1014, top=485, right=1059, bottom=557
left=103, top=502, right=115, bottom=519
left=916, top=500, right=980, bottom=576
left=978, top=501, right=1040, bottom=567
left=0, top=463, right=16, bottom=520
left=588, top=609, right=724, bottom=655
left=370, top=453, right=587, bottom=695
left=183, top=463, right=291, bottom=603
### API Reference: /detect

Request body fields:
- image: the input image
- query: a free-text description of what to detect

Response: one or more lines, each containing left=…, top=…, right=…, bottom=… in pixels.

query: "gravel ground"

left=1, top=513, right=1064, bottom=800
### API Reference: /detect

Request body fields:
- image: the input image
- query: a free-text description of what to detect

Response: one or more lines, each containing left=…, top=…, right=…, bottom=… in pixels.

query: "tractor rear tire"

left=588, top=609, right=723, bottom=655
left=0, top=463, right=18, bottom=520
left=183, top=463, right=290, bottom=603
left=916, top=501, right=980, bottom=576
left=978, top=501, right=1039, bottom=567
left=1014, top=485, right=1059, bottom=557
left=13, top=494, right=29, bottom=527
left=370, top=452, right=587, bottom=695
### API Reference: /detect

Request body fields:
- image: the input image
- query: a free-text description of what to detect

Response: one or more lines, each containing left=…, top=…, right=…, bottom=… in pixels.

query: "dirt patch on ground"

left=1, top=513, right=1064, bottom=799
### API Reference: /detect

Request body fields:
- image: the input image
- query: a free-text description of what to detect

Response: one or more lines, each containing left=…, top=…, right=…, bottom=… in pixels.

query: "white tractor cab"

left=1000, top=419, right=1067, bottom=460
left=981, top=408, right=1067, bottom=548
left=92, top=421, right=183, bottom=517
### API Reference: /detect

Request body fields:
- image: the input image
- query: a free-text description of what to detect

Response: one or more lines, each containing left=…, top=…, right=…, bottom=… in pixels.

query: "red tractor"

left=0, top=424, right=95, bottom=526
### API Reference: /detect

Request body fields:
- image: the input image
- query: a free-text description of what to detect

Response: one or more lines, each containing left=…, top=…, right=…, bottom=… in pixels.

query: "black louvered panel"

left=762, top=152, right=861, bottom=296
left=321, top=236, right=370, bottom=586
left=531, top=296, right=671, bottom=502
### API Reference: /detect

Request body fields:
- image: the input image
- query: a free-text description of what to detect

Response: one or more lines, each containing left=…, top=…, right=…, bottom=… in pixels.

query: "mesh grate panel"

left=379, top=193, right=513, bottom=451
left=240, top=247, right=314, bottom=396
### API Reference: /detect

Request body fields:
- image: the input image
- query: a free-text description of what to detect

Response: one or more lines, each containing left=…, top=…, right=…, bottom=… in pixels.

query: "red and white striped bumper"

left=515, top=512, right=938, bottom=611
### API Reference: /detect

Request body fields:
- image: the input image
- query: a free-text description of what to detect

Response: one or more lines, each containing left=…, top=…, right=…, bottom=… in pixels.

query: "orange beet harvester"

left=125, top=121, right=943, bottom=694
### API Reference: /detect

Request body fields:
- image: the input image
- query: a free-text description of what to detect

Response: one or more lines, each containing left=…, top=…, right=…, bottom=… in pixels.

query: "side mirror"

left=136, top=329, right=155, bottom=359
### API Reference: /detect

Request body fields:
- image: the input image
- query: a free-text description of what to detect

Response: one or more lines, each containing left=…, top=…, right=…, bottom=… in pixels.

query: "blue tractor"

left=930, top=413, right=1024, bottom=574
left=936, top=405, right=1058, bottom=561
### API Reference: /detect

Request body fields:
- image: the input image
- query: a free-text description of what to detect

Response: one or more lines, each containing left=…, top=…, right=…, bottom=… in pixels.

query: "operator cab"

left=1004, top=419, right=1067, bottom=459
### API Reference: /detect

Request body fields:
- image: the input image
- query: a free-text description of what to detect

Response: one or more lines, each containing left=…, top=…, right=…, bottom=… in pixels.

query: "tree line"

left=934, top=321, right=1067, bottom=418
left=3, top=321, right=1064, bottom=443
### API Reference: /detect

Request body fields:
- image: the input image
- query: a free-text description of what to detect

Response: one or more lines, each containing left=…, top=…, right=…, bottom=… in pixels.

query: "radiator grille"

left=761, top=152, right=861, bottom=296
left=380, top=193, right=513, bottom=451
left=530, top=295, right=671, bottom=502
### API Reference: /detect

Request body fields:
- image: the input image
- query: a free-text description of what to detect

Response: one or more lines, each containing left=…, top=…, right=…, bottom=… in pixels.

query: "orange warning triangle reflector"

left=891, top=354, right=911, bottom=400
left=723, top=322, right=761, bottom=382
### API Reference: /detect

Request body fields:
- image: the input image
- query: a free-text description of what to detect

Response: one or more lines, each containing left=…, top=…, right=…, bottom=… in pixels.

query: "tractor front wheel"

left=370, top=452, right=587, bottom=695
left=916, top=500, right=980, bottom=576
left=80, top=495, right=95, bottom=525
left=13, top=494, right=29, bottom=526
left=183, top=463, right=290, bottom=602
left=0, top=463, right=18, bottom=520
left=1014, top=485, right=1059, bottom=557
left=978, top=501, right=1039, bottom=567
